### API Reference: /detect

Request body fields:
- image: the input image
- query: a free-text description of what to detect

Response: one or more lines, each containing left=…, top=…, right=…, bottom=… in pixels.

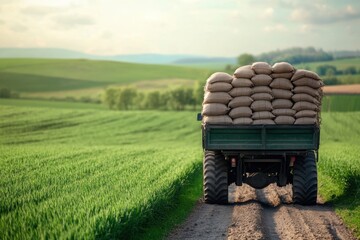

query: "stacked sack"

left=201, top=62, right=323, bottom=125
left=249, top=62, right=275, bottom=125
left=201, top=72, right=233, bottom=124
left=230, top=65, right=255, bottom=124
left=291, top=70, right=324, bottom=124
left=270, top=62, right=296, bottom=124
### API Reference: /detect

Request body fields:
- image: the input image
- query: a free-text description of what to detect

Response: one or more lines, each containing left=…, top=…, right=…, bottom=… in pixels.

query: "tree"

left=115, top=87, right=137, bottom=110
left=102, top=88, right=118, bottom=109
left=237, top=53, right=255, bottom=66
left=145, top=91, right=161, bottom=109
left=168, top=87, right=187, bottom=110
left=193, top=80, right=205, bottom=108
left=0, top=88, right=12, bottom=98
left=344, top=66, right=357, bottom=75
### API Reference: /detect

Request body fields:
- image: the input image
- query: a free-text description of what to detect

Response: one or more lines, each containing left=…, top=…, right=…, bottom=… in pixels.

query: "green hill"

left=0, top=58, right=210, bottom=96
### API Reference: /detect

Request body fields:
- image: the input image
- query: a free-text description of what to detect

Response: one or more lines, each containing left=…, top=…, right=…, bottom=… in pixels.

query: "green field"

left=322, top=95, right=360, bottom=112
left=0, top=104, right=202, bottom=239
left=295, top=57, right=360, bottom=71
left=1, top=98, right=360, bottom=239
left=0, top=58, right=210, bottom=99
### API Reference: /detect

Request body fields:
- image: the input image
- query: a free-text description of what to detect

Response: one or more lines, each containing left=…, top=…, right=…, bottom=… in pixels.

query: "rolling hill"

left=0, top=58, right=210, bottom=99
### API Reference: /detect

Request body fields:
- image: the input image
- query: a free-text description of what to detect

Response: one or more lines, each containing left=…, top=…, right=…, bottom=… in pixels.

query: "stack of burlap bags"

left=248, top=62, right=274, bottom=124
left=270, top=62, right=296, bottom=124
left=291, top=69, right=323, bottom=124
left=202, top=72, right=233, bottom=124
left=201, top=61, right=323, bottom=125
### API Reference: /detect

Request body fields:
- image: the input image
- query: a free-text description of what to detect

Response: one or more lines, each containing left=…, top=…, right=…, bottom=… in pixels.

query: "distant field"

left=322, top=95, right=360, bottom=112
left=0, top=58, right=210, bottom=94
left=0, top=98, right=106, bottom=110
left=295, top=58, right=360, bottom=85
left=295, top=57, right=360, bottom=71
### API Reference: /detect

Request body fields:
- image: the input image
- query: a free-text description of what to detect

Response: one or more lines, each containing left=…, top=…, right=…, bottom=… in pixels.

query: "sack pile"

left=291, top=70, right=324, bottom=124
left=270, top=62, right=296, bottom=124
left=202, top=72, right=233, bottom=124
left=250, top=62, right=275, bottom=125
left=201, top=62, right=323, bottom=125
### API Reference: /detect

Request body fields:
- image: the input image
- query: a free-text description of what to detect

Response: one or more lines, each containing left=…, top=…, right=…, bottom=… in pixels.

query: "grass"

left=318, top=112, right=360, bottom=238
left=0, top=105, right=203, bottom=239
left=322, top=95, right=360, bottom=112
left=0, top=58, right=210, bottom=92
left=1, top=97, right=360, bottom=238
left=295, top=57, right=360, bottom=71
left=0, top=98, right=105, bottom=110
left=295, top=58, right=360, bottom=84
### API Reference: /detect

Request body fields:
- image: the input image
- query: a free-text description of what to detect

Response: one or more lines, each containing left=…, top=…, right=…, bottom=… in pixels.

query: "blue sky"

left=0, top=0, right=359, bottom=56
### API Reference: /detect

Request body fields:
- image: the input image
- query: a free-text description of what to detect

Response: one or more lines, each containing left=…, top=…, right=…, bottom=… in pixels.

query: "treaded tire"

left=203, top=151, right=228, bottom=204
left=292, top=151, right=318, bottom=205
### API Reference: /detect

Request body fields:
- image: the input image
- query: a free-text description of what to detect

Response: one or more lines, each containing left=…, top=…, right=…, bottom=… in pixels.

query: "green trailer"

left=201, top=123, right=320, bottom=205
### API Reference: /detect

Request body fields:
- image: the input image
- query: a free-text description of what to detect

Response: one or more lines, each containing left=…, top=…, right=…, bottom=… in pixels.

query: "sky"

left=0, top=0, right=360, bottom=57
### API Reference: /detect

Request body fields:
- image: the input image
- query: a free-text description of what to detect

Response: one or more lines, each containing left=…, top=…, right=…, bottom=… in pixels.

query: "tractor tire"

left=292, top=151, right=318, bottom=205
left=203, top=151, right=228, bottom=204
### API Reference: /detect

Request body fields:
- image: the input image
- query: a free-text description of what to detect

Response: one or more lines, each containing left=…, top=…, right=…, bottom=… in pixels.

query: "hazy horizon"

left=1, top=0, right=360, bottom=57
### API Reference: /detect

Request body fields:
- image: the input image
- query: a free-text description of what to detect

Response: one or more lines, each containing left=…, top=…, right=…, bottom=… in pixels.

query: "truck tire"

left=292, top=151, right=317, bottom=205
left=203, top=151, right=228, bottom=204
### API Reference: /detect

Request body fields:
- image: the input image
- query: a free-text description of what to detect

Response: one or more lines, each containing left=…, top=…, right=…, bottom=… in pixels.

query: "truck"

left=201, top=122, right=320, bottom=205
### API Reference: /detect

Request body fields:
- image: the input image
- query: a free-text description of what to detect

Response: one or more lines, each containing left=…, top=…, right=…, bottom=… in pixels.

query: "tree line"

left=102, top=82, right=204, bottom=111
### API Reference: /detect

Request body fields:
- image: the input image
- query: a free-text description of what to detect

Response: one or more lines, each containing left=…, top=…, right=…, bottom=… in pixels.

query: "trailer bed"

left=202, top=124, right=320, bottom=151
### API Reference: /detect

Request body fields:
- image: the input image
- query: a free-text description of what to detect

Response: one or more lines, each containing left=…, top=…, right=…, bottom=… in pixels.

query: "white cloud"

left=264, top=24, right=288, bottom=32
left=21, top=5, right=64, bottom=16
left=264, top=7, right=274, bottom=18
left=52, top=14, right=95, bottom=29
left=9, top=23, right=28, bottom=32
left=291, top=4, right=360, bottom=24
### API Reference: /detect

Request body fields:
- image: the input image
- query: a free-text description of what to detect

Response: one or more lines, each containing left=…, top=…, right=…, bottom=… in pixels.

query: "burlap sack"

left=251, top=74, right=273, bottom=86
left=272, top=89, right=293, bottom=99
left=203, top=92, right=232, bottom=104
left=272, top=109, right=296, bottom=116
left=292, top=101, right=319, bottom=111
left=251, top=62, right=272, bottom=75
left=232, top=78, right=254, bottom=87
left=270, top=78, right=293, bottom=90
left=205, top=82, right=232, bottom=92
left=253, top=119, right=275, bottom=125
left=272, top=62, right=294, bottom=73
left=292, top=93, right=320, bottom=105
left=228, top=96, right=253, bottom=108
left=207, top=72, right=233, bottom=84
left=203, top=115, right=233, bottom=124
left=294, top=110, right=317, bottom=118
left=251, top=93, right=273, bottom=101
left=252, top=86, right=272, bottom=94
left=294, top=117, right=318, bottom=125
left=293, top=77, right=324, bottom=88
left=274, top=116, right=295, bottom=124
left=233, top=117, right=253, bottom=125
left=234, top=65, right=255, bottom=78
left=251, top=100, right=273, bottom=111
left=202, top=103, right=229, bottom=116
left=252, top=111, right=275, bottom=120
left=272, top=99, right=293, bottom=109
left=271, top=72, right=294, bottom=79
left=293, top=86, right=322, bottom=99
left=229, top=87, right=252, bottom=97
left=291, top=69, right=321, bottom=81
left=229, top=107, right=252, bottom=118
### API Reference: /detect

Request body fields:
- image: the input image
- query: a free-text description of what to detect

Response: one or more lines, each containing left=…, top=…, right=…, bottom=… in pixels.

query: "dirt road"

left=168, top=184, right=356, bottom=240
